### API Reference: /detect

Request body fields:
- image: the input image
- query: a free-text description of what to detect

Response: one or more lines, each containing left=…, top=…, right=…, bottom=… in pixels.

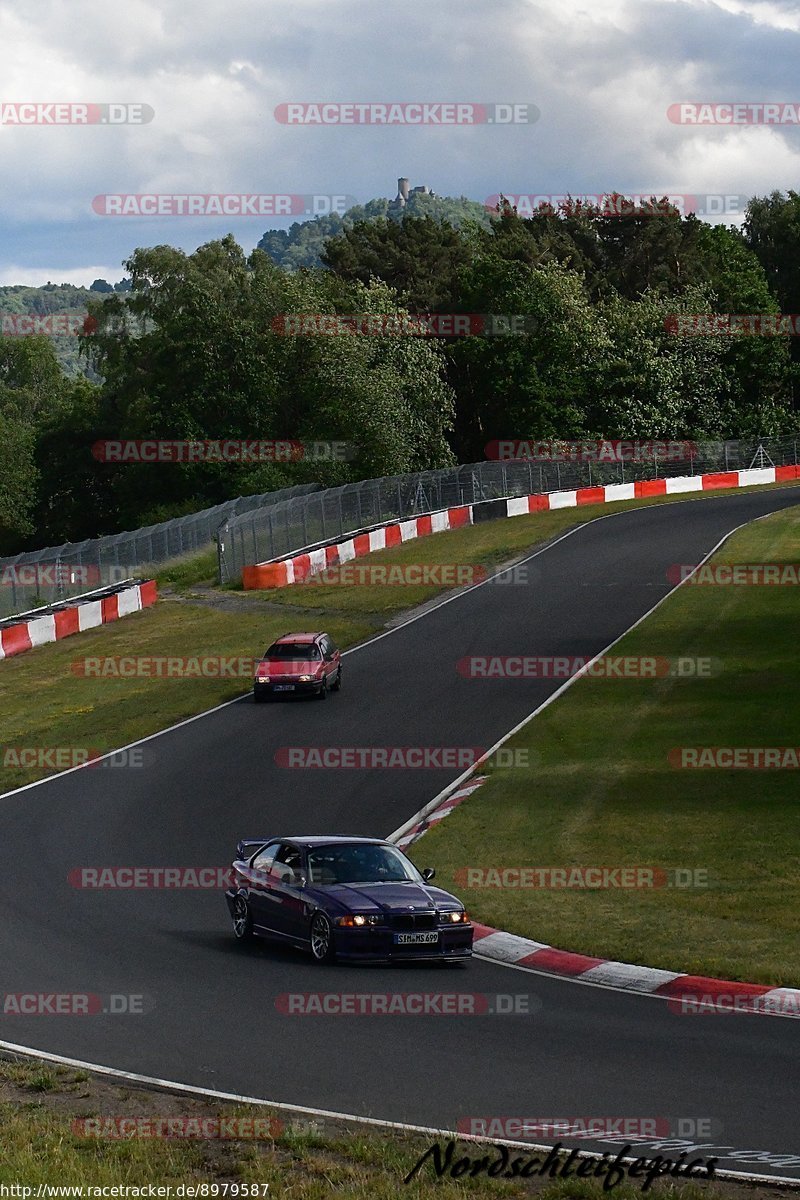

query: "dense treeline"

left=2, top=189, right=800, bottom=554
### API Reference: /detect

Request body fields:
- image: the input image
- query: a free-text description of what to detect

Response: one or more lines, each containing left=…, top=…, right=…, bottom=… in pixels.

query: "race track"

left=2, top=487, right=800, bottom=1178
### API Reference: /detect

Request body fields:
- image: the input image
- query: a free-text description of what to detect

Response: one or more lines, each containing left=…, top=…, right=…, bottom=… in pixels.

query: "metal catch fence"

left=0, top=482, right=320, bottom=620
left=217, top=439, right=800, bottom=584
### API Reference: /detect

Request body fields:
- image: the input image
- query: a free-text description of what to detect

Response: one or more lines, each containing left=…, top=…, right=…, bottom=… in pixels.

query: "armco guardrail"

left=218, top=439, right=800, bottom=583
left=0, top=482, right=320, bottom=620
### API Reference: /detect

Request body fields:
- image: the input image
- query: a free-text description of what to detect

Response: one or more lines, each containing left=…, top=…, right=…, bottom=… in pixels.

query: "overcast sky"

left=1, top=0, right=798, bottom=286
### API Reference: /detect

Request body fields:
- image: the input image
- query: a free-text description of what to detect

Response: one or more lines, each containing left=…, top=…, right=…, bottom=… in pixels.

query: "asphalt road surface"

left=2, top=487, right=800, bottom=1178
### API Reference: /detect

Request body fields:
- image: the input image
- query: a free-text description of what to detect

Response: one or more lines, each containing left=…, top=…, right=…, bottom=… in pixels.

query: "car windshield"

left=264, top=642, right=321, bottom=660
left=307, top=844, right=422, bottom=885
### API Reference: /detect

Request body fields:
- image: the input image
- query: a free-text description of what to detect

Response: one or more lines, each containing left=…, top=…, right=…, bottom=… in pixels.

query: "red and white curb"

left=394, top=776, right=488, bottom=850
left=0, top=580, right=158, bottom=661
left=399, top=775, right=800, bottom=1018
left=241, top=464, right=800, bottom=589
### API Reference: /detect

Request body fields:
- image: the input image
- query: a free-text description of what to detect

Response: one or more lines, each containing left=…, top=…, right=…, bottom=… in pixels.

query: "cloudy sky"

left=1, top=0, right=799, bottom=286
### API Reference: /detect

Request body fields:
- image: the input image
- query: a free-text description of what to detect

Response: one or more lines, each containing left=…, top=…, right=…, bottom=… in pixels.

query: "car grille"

left=390, top=912, right=437, bottom=931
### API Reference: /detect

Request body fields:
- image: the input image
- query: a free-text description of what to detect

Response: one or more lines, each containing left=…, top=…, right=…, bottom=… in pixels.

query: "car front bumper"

left=253, top=678, right=323, bottom=696
left=333, top=926, right=473, bottom=961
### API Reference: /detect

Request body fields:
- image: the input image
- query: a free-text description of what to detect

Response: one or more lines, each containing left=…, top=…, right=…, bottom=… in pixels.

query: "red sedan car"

left=253, top=631, right=342, bottom=701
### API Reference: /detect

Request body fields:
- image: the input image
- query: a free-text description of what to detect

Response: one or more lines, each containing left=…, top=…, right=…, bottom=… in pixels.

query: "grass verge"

left=408, top=504, right=800, bottom=986
left=0, top=1056, right=792, bottom=1195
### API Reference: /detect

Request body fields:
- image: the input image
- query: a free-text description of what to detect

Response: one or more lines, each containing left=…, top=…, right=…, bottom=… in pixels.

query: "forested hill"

left=0, top=281, right=130, bottom=377
left=257, top=192, right=490, bottom=270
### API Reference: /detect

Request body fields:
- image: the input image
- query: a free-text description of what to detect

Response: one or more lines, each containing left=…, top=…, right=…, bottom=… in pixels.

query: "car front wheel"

left=310, top=912, right=336, bottom=962
left=331, top=666, right=342, bottom=691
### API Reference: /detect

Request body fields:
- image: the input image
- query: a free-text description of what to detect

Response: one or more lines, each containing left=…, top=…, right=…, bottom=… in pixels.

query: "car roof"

left=271, top=632, right=325, bottom=643
left=262, top=836, right=393, bottom=848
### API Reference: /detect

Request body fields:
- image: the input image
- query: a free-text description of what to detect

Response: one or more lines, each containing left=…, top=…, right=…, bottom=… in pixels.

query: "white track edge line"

left=0, top=1040, right=796, bottom=1185
left=386, top=516, right=754, bottom=844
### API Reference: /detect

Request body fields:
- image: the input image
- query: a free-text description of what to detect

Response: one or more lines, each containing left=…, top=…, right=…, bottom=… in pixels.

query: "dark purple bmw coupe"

left=225, top=835, right=473, bottom=963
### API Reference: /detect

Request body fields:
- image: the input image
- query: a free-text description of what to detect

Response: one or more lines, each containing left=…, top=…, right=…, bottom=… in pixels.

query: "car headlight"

left=336, top=914, right=381, bottom=927
left=256, top=676, right=270, bottom=683
left=298, top=674, right=313, bottom=682
left=440, top=910, right=469, bottom=923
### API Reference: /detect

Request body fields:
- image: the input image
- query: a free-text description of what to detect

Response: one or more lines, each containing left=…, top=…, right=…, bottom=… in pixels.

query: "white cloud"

left=1, top=0, right=800, bottom=276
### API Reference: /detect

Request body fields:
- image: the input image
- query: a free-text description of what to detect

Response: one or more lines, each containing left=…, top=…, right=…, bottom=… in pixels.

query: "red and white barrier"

left=242, top=506, right=471, bottom=588
left=0, top=581, right=158, bottom=662
left=241, top=465, right=800, bottom=590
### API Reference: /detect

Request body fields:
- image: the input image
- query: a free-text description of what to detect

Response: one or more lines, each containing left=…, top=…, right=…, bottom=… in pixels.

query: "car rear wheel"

left=331, top=666, right=342, bottom=691
left=232, top=894, right=254, bottom=941
left=310, top=912, right=336, bottom=962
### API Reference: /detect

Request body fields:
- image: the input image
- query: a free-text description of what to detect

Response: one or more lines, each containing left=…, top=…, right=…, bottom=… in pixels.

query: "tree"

left=83, top=236, right=455, bottom=526
left=322, top=216, right=473, bottom=312
left=0, top=411, right=37, bottom=549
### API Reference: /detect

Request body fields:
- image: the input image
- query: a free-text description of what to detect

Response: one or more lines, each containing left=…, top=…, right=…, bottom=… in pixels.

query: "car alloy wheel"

left=232, top=894, right=254, bottom=941
left=310, top=912, right=335, bottom=962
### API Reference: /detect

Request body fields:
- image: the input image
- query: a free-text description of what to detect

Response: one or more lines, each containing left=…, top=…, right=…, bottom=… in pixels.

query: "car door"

left=320, top=635, right=339, bottom=683
left=243, top=841, right=280, bottom=931
left=262, top=842, right=310, bottom=942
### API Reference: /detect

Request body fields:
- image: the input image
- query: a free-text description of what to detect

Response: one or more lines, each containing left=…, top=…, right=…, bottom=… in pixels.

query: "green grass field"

left=408, top=504, right=800, bottom=986
left=0, top=1057, right=779, bottom=1198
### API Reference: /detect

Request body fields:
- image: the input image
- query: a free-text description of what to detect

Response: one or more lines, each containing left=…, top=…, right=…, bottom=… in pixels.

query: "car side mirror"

left=297, top=874, right=307, bottom=889
left=422, top=867, right=435, bottom=882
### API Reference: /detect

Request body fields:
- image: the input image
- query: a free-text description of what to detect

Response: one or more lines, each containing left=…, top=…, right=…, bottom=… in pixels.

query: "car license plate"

left=394, top=931, right=439, bottom=945
left=274, top=684, right=295, bottom=692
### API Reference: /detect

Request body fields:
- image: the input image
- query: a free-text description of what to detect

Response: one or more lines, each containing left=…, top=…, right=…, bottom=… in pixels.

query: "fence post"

left=217, top=521, right=227, bottom=584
